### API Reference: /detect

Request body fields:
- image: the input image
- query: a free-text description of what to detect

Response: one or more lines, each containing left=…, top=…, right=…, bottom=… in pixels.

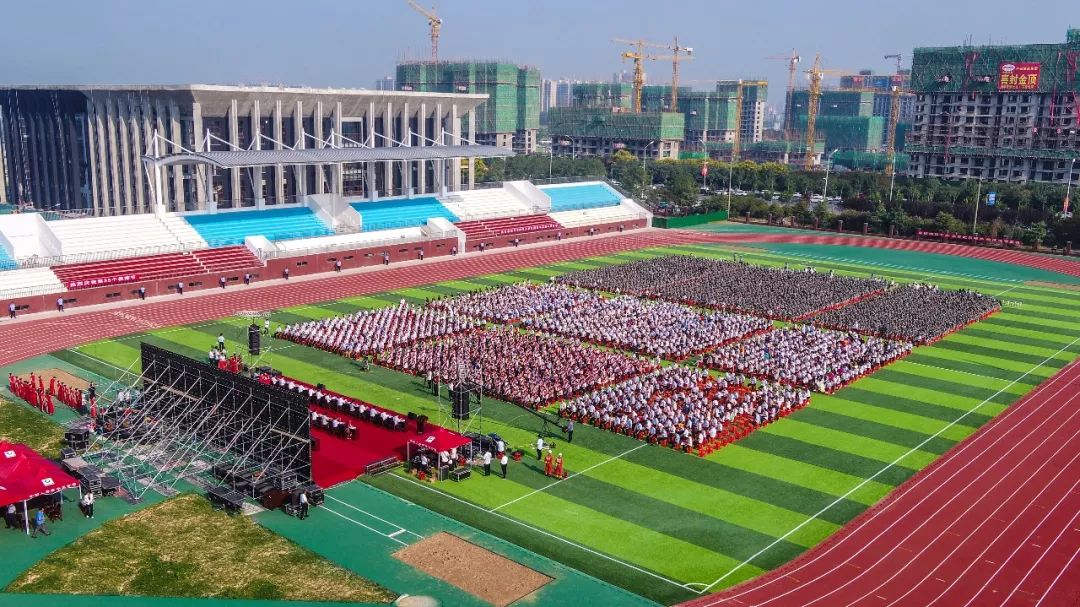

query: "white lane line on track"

left=324, top=494, right=423, bottom=539
left=694, top=336, right=1080, bottom=598
left=320, top=505, right=408, bottom=546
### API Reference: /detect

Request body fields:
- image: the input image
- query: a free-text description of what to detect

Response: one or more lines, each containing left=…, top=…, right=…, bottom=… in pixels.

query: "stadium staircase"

left=350, top=197, right=459, bottom=232
left=0, top=246, right=16, bottom=271
left=454, top=214, right=563, bottom=240
left=184, top=207, right=333, bottom=246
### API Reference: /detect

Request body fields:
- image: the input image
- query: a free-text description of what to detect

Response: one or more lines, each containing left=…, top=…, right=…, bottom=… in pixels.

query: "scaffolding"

left=75, top=343, right=311, bottom=501
left=396, top=61, right=541, bottom=134
left=548, top=107, right=685, bottom=141
left=571, top=83, right=633, bottom=110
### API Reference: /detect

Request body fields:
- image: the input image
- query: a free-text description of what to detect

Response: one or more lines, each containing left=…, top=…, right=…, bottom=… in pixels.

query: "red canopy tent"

left=0, top=442, right=80, bottom=533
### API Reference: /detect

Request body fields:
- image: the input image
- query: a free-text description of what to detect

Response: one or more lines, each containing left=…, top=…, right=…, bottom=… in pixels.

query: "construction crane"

left=884, top=85, right=902, bottom=176
left=884, top=53, right=903, bottom=73
left=730, top=80, right=769, bottom=162
left=406, top=0, right=442, bottom=63
left=801, top=55, right=847, bottom=170
left=765, top=49, right=801, bottom=140
left=614, top=37, right=693, bottom=110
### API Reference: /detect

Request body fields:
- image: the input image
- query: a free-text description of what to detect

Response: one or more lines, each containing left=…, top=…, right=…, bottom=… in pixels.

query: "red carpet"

left=282, top=377, right=470, bottom=489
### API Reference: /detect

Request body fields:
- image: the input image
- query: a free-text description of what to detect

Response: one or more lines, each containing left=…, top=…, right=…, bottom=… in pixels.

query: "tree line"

left=476, top=152, right=1079, bottom=249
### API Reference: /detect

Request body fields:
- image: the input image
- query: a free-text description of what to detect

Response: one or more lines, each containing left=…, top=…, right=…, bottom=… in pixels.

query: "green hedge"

left=653, top=211, right=729, bottom=228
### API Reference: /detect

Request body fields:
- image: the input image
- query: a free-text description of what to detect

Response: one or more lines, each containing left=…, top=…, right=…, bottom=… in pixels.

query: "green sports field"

left=28, top=240, right=1080, bottom=605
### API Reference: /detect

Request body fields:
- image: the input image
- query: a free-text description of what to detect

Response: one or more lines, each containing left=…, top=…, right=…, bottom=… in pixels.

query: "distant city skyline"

left=0, top=0, right=1074, bottom=103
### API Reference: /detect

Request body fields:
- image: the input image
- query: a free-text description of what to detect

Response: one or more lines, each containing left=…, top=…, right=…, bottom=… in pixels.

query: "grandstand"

left=48, top=214, right=203, bottom=258
left=539, top=183, right=623, bottom=212
left=350, top=197, right=459, bottom=232
left=183, top=207, right=334, bottom=246
left=439, top=188, right=536, bottom=221
left=0, top=246, right=15, bottom=271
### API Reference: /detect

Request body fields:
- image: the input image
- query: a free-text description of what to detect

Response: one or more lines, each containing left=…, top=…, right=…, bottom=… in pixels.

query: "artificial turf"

left=33, top=241, right=1080, bottom=605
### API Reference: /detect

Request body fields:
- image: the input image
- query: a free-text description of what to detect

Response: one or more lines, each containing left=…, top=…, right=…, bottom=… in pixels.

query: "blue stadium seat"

left=350, top=197, right=460, bottom=232
left=0, top=245, right=16, bottom=271
left=540, top=183, right=623, bottom=212
left=184, top=207, right=333, bottom=246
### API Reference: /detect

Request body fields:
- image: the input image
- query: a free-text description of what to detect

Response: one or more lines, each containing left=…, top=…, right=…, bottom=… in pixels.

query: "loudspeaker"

left=248, top=324, right=260, bottom=355
left=451, top=386, right=470, bottom=420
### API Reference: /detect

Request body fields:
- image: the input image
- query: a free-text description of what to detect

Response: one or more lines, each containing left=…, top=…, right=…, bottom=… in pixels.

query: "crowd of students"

left=7, top=373, right=91, bottom=416
left=428, top=282, right=599, bottom=322
left=377, top=326, right=658, bottom=408
left=700, top=325, right=913, bottom=393
left=557, top=255, right=888, bottom=321
left=812, top=283, right=1001, bottom=345
left=558, top=366, right=811, bottom=454
left=522, top=295, right=772, bottom=360
left=275, top=304, right=482, bottom=358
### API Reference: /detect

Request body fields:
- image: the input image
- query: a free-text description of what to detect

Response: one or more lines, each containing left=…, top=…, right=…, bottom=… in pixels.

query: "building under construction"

left=790, top=90, right=885, bottom=152
left=396, top=60, right=540, bottom=153
left=837, top=71, right=916, bottom=150
left=547, top=107, right=683, bottom=159
left=906, top=29, right=1080, bottom=183
left=703, top=140, right=824, bottom=166
left=715, top=80, right=768, bottom=145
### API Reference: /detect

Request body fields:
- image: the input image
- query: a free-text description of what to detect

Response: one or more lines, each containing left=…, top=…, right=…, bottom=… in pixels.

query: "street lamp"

left=642, top=141, right=656, bottom=199
left=1066, top=157, right=1076, bottom=217
left=726, top=160, right=735, bottom=218
left=822, top=148, right=839, bottom=202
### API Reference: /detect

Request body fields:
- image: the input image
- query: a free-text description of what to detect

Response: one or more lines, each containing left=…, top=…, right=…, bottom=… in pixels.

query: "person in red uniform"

left=554, top=453, right=565, bottom=479
left=544, top=450, right=554, bottom=477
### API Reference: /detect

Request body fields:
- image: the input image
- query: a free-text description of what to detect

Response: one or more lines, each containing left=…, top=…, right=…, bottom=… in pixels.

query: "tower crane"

left=884, top=53, right=903, bottom=73
left=883, top=53, right=906, bottom=176
left=406, top=0, right=442, bottom=63
left=614, top=37, right=693, bottom=110
left=801, top=55, right=847, bottom=170
left=765, top=49, right=801, bottom=140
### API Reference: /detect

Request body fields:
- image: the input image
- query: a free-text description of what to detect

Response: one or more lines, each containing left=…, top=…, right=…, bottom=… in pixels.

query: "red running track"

left=0, top=230, right=711, bottom=367
left=681, top=355, right=1080, bottom=607
left=685, top=229, right=1080, bottom=278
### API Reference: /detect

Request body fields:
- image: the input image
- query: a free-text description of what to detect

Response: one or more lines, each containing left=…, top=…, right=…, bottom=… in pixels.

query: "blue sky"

left=1, top=0, right=1073, bottom=103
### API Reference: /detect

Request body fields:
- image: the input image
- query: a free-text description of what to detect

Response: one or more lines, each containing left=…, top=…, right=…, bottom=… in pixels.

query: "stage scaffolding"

left=75, top=343, right=311, bottom=501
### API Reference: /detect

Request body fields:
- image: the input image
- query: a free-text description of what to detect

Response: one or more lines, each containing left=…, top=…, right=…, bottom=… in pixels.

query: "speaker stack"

left=248, top=324, right=261, bottom=355
left=451, top=384, right=470, bottom=420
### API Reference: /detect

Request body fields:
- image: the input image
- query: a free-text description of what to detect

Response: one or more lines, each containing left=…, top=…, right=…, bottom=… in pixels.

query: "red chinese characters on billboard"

left=998, top=62, right=1041, bottom=91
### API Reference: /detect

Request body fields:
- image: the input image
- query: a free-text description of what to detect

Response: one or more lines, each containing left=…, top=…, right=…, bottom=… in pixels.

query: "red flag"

left=701, top=162, right=709, bottom=178
left=1065, top=196, right=1071, bottom=214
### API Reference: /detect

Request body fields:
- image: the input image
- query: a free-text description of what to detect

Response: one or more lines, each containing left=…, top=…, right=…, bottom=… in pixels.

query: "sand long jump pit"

left=394, top=532, right=552, bottom=606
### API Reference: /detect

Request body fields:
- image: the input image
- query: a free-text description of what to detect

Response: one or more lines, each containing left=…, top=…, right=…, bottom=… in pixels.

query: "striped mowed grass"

left=56, top=243, right=1080, bottom=605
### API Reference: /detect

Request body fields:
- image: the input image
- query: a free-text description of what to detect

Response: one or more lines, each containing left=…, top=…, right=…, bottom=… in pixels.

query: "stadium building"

left=0, top=84, right=494, bottom=215
left=906, top=29, right=1080, bottom=183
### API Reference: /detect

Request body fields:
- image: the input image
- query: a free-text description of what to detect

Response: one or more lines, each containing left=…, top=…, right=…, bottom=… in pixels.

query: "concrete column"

left=313, top=101, right=325, bottom=194
left=106, top=100, right=123, bottom=215
left=434, top=103, right=443, bottom=193
left=293, top=101, right=306, bottom=197
left=152, top=101, right=167, bottom=214
left=250, top=100, right=263, bottom=206
left=192, top=102, right=206, bottom=207
left=417, top=103, right=427, bottom=194
left=0, top=108, right=7, bottom=203
left=467, top=108, right=476, bottom=189
left=168, top=102, right=186, bottom=211
left=44, top=114, right=63, bottom=209
left=273, top=100, right=285, bottom=203
left=365, top=102, right=376, bottom=199
left=93, top=101, right=110, bottom=214
left=228, top=99, right=240, bottom=206
left=116, top=101, right=134, bottom=214
left=25, top=114, right=42, bottom=206
left=402, top=101, right=411, bottom=195
left=333, top=102, right=343, bottom=196
left=451, top=104, right=461, bottom=192
left=383, top=102, right=393, bottom=196
left=127, top=99, right=145, bottom=213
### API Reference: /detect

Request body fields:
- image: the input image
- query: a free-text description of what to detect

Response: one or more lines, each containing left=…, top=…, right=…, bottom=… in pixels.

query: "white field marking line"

left=489, top=443, right=647, bottom=513
left=694, top=335, right=1080, bottom=597
left=321, top=505, right=408, bottom=546
left=697, top=357, right=1080, bottom=605
left=386, top=472, right=699, bottom=592
left=958, top=476, right=1080, bottom=606
left=994, top=284, right=1021, bottom=297
left=1003, top=503, right=1080, bottom=606
left=716, top=377, right=1080, bottom=607
left=324, top=494, right=423, bottom=539
left=846, top=406, right=1080, bottom=607
left=898, top=359, right=1018, bottom=382
left=1034, top=525, right=1080, bottom=607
